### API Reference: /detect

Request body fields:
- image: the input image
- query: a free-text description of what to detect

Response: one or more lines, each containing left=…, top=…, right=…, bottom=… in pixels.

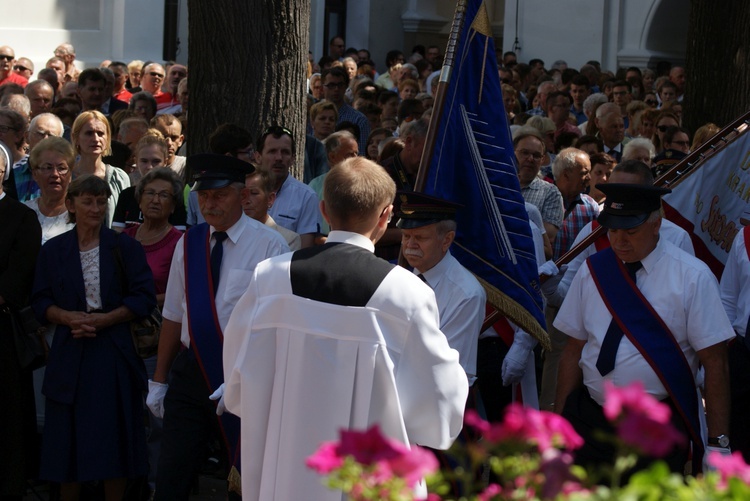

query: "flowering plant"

left=308, top=381, right=750, bottom=500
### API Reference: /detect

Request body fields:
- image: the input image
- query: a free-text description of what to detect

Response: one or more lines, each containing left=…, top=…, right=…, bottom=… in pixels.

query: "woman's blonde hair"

left=71, top=110, right=112, bottom=156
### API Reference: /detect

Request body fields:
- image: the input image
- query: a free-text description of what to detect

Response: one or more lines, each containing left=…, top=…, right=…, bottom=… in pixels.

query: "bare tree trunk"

left=684, top=1, right=750, bottom=133
left=187, top=0, right=310, bottom=178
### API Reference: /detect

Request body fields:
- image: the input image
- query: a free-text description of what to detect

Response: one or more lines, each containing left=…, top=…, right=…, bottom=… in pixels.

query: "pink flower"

left=337, top=425, right=407, bottom=465
left=306, top=441, right=344, bottom=473
left=481, top=404, right=582, bottom=452
left=602, top=380, right=671, bottom=424
left=708, top=451, right=750, bottom=488
left=464, top=409, right=491, bottom=434
left=386, top=445, right=439, bottom=486
left=617, top=412, right=685, bottom=457
left=477, top=483, right=502, bottom=501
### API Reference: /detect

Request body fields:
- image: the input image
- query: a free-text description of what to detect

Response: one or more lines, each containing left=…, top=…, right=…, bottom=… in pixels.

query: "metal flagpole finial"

left=440, top=0, right=469, bottom=84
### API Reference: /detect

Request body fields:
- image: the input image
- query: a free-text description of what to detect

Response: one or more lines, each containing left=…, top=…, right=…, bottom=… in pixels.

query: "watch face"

left=719, top=435, right=730, bottom=448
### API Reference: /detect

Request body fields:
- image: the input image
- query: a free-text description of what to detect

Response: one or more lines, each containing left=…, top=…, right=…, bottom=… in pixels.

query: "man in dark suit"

left=0, top=150, right=42, bottom=498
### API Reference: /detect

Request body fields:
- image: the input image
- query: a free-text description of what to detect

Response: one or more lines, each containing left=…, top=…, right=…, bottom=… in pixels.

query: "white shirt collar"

left=326, top=230, right=375, bottom=252
left=211, top=214, right=248, bottom=244
left=415, top=250, right=452, bottom=288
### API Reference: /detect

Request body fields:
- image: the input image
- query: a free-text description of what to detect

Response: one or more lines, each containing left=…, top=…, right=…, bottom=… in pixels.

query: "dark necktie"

left=417, top=273, right=428, bottom=285
left=210, top=231, right=228, bottom=295
left=595, top=261, right=643, bottom=376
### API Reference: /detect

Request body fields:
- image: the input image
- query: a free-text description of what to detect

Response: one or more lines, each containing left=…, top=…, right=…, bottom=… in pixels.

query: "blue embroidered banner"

left=423, top=0, right=546, bottom=342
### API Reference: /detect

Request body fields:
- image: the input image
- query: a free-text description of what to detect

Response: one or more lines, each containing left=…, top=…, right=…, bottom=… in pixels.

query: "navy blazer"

left=31, top=226, right=156, bottom=405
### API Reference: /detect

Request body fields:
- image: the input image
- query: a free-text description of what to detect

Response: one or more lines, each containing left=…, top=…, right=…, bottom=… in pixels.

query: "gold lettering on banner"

left=700, top=195, right=739, bottom=251
left=740, top=150, right=750, bottom=171
left=725, top=171, right=750, bottom=202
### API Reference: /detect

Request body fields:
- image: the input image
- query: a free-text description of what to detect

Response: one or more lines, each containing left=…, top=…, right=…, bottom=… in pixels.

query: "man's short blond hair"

left=324, top=157, right=396, bottom=228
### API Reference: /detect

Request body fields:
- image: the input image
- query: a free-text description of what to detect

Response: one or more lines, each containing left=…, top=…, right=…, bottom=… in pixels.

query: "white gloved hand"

left=704, top=445, right=732, bottom=472
left=501, top=329, right=538, bottom=386
left=540, top=264, right=567, bottom=307
left=209, top=383, right=226, bottom=416
left=146, top=379, right=168, bottom=419
left=538, top=259, right=559, bottom=277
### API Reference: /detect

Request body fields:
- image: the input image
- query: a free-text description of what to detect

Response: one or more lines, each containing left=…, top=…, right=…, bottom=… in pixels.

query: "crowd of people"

left=0, top=35, right=746, bottom=501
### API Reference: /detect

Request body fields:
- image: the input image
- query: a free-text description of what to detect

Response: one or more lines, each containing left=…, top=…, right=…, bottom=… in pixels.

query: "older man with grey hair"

left=578, top=93, right=609, bottom=134
left=24, top=79, right=55, bottom=118
left=5, top=113, right=63, bottom=201
left=595, top=102, right=627, bottom=161
left=622, top=137, right=656, bottom=166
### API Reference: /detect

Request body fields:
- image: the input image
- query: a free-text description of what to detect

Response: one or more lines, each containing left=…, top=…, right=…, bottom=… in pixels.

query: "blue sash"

left=587, top=247, right=704, bottom=472
left=185, top=223, right=241, bottom=484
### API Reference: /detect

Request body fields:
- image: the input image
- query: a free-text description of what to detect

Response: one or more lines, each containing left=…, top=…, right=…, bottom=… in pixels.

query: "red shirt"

left=0, top=72, right=28, bottom=88
left=114, top=89, right=133, bottom=103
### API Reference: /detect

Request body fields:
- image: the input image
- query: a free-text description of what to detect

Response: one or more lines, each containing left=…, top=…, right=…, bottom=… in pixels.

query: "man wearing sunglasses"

left=13, top=57, right=33, bottom=80
left=140, top=62, right=175, bottom=113
left=0, top=46, right=28, bottom=88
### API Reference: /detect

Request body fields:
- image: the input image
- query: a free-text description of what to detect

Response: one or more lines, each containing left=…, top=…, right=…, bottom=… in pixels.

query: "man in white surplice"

left=222, top=157, right=468, bottom=501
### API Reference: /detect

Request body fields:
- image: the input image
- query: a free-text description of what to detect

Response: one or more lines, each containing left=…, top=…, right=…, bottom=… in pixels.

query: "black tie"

left=595, top=261, right=643, bottom=376
left=417, top=273, right=427, bottom=284
left=210, top=231, right=228, bottom=295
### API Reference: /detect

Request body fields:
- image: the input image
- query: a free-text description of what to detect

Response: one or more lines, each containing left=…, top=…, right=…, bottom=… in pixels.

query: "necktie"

left=210, top=231, right=228, bottom=295
left=595, top=261, right=642, bottom=376
left=417, top=273, right=428, bottom=285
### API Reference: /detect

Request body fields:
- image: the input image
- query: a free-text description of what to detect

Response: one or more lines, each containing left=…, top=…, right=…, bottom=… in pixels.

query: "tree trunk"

left=684, top=1, right=750, bottom=133
left=187, top=0, right=310, bottom=179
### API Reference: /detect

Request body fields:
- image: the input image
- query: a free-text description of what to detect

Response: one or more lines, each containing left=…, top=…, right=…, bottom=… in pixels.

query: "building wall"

left=2, top=0, right=171, bottom=78
left=502, top=0, right=687, bottom=71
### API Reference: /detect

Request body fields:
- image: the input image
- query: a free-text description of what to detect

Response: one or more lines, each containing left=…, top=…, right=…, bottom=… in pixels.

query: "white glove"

left=540, top=264, right=567, bottom=307
left=704, top=445, right=732, bottom=472
left=209, top=383, right=226, bottom=416
left=146, top=379, right=168, bottom=419
left=538, top=259, right=559, bottom=277
left=501, top=329, right=537, bottom=386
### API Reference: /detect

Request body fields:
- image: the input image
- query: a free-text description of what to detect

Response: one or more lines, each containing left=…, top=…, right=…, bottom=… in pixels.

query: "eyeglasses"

left=645, top=99, right=657, bottom=105
left=148, top=72, right=164, bottom=79
left=516, top=149, right=544, bottom=161
left=0, top=55, right=14, bottom=61
left=0, top=125, right=19, bottom=134
left=323, top=82, right=346, bottom=89
left=13, top=65, right=29, bottom=72
left=142, top=190, right=173, bottom=201
left=35, top=164, right=70, bottom=174
left=656, top=125, right=672, bottom=133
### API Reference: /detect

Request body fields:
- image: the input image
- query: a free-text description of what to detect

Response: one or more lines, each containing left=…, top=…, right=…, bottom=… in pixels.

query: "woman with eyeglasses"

left=112, top=133, right=187, bottom=232
left=25, top=137, right=76, bottom=244
left=71, top=110, right=130, bottom=228
left=31, top=174, right=155, bottom=501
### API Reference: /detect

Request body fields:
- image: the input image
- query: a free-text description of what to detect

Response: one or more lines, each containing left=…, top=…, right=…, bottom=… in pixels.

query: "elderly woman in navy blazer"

left=32, top=174, right=156, bottom=501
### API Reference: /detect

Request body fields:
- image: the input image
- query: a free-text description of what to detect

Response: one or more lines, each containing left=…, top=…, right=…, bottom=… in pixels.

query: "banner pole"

left=413, top=0, right=469, bottom=193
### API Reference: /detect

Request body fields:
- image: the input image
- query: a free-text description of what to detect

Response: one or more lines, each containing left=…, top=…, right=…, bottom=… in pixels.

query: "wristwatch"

left=708, top=435, right=730, bottom=448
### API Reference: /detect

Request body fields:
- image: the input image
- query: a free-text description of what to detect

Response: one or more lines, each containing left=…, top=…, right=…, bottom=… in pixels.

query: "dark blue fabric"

left=30, top=226, right=154, bottom=481
left=184, top=224, right=240, bottom=473
left=210, top=230, right=228, bottom=294
left=596, top=261, right=642, bottom=375
left=423, top=0, right=545, bottom=337
left=587, top=247, right=704, bottom=472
